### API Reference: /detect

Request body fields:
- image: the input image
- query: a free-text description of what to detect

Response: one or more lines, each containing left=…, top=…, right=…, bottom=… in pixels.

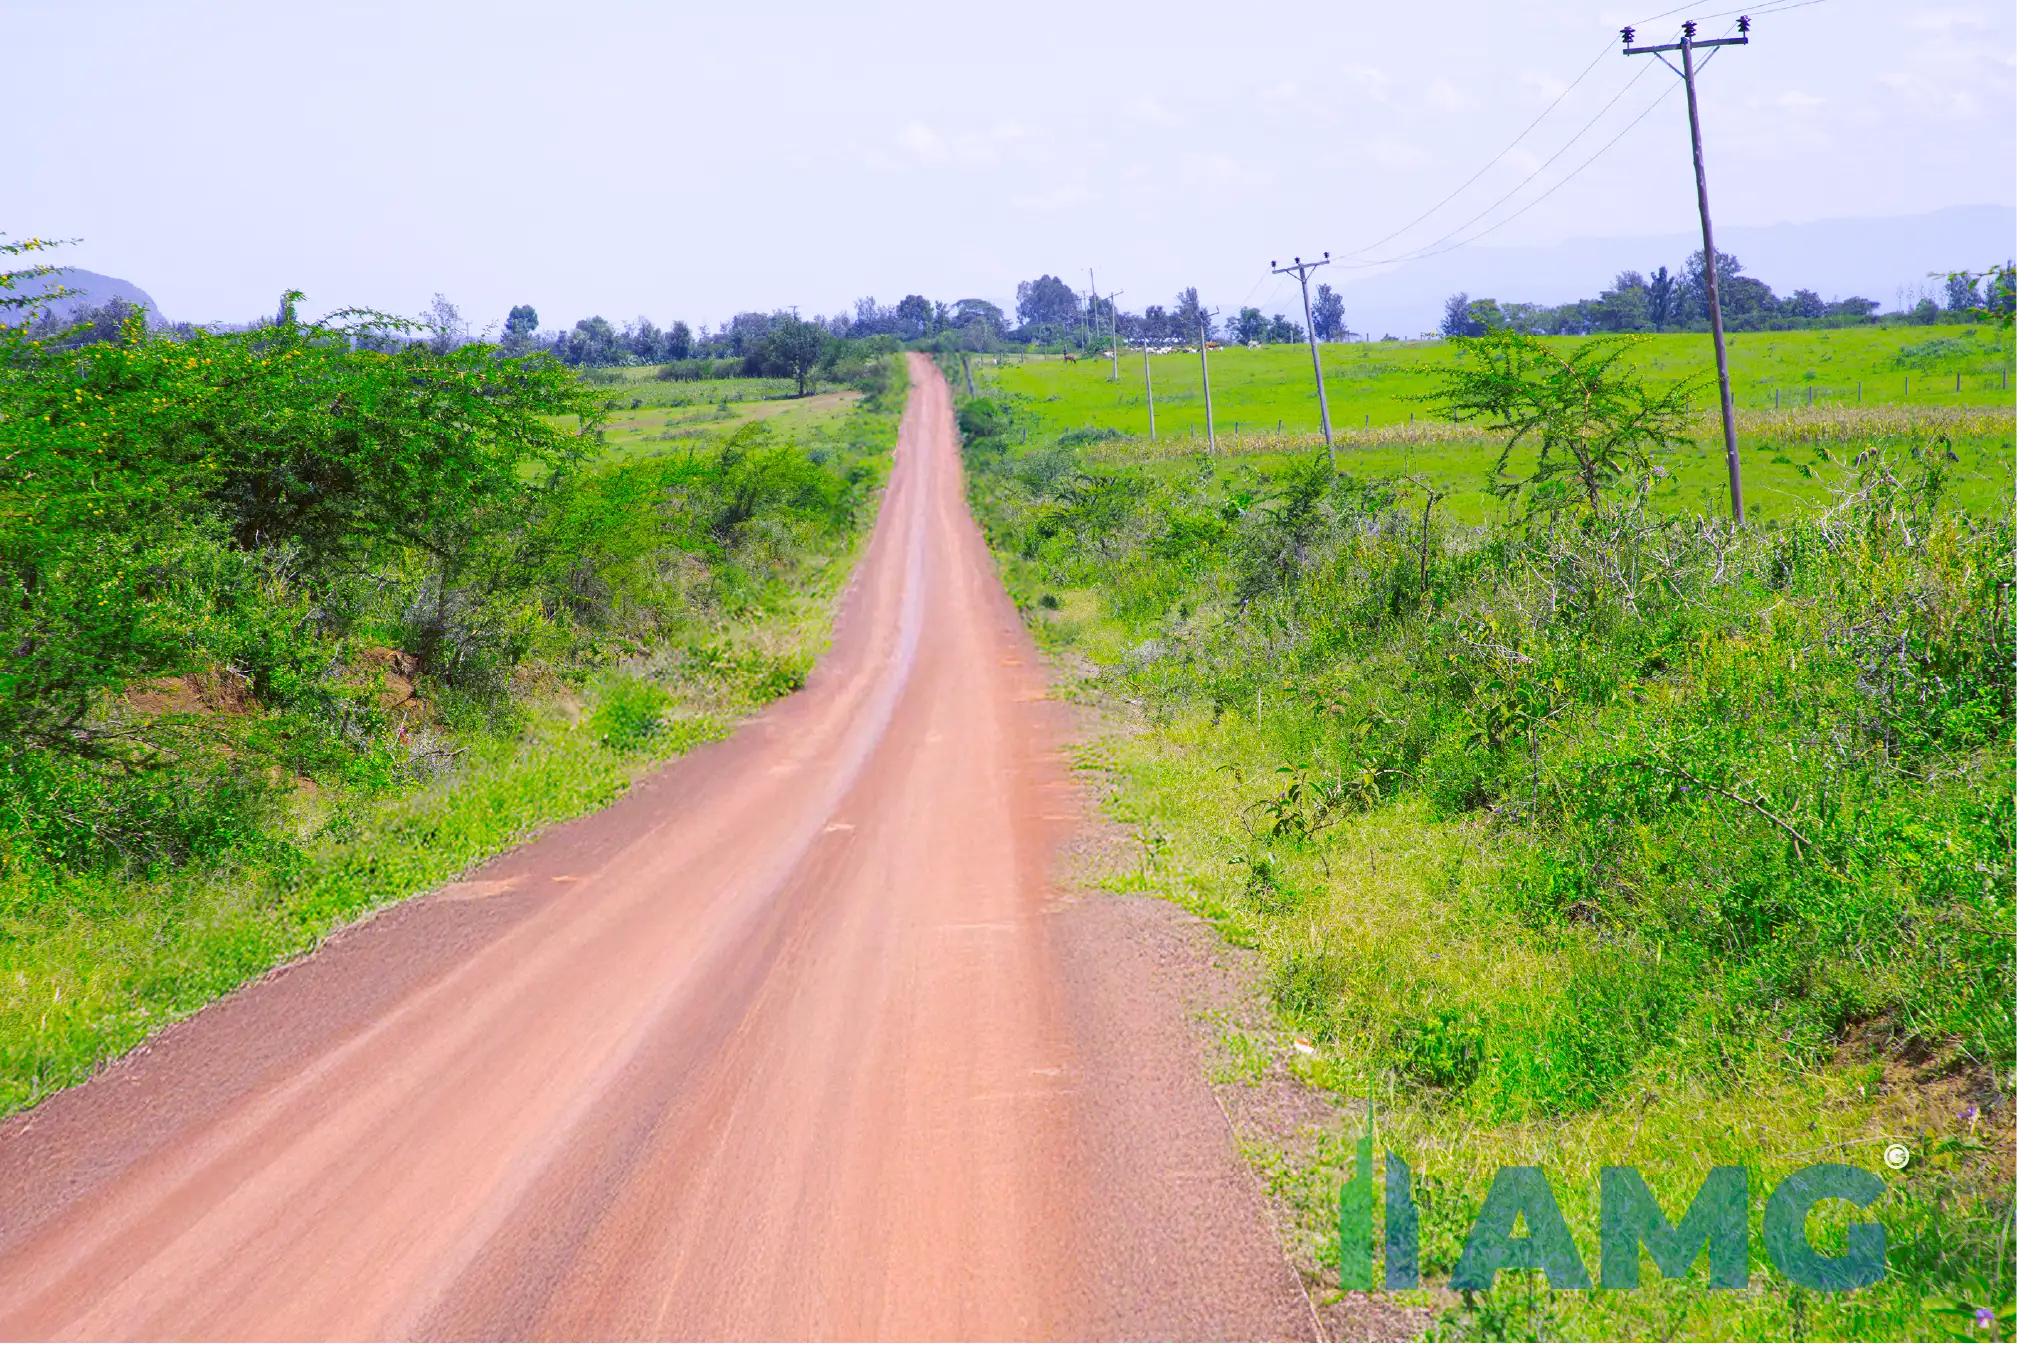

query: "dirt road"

left=0, top=356, right=1314, bottom=1340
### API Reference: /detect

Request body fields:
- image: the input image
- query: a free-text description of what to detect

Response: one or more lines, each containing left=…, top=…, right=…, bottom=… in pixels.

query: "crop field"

left=973, top=329, right=2015, bottom=524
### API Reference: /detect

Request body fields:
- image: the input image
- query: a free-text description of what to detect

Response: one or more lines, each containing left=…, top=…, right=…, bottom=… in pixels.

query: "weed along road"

left=0, top=355, right=1312, bottom=1341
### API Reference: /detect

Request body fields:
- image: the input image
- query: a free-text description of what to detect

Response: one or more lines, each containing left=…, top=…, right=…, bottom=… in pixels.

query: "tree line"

left=521, top=274, right=1351, bottom=368
left=1439, top=250, right=2017, bottom=338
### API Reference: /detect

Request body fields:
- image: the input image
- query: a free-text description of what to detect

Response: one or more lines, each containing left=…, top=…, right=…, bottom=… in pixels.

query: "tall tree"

left=557, top=315, right=621, bottom=365
left=1311, top=283, right=1346, bottom=341
left=1678, top=250, right=1746, bottom=325
left=850, top=297, right=896, bottom=337
left=1015, top=275, right=1080, bottom=330
left=501, top=304, right=540, bottom=355
left=1646, top=267, right=1675, bottom=330
left=723, top=311, right=776, bottom=356
left=424, top=294, right=467, bottom=354
left=951, top=298, right=1006, bottom=334
left=1172, top=287, right=1212, bottom=342
left=895, top=294, right=934, bottom=339
left=1592, top=272, right=1651, bottom=332
left=625, top=317, right=663, bottom=362
left=665, top=319, right=693, bottom=360
left=1440, top=292, right=1473, bottom=338
left=1233, top=307, right=1268, bottom=344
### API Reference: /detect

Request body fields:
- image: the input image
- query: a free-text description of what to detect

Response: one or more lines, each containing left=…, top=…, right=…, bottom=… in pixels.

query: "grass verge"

left=0, top=359, right=906, bottom=1117
left=966, top=381, right=2013, bottom=1339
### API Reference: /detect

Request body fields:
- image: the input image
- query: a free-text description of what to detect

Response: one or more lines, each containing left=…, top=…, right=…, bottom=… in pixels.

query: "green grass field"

left=551, top=371, right=870, bottom=466
left=980, top=327, right=2015, bottom=440
left=974, top=329, right=2015, bottom=525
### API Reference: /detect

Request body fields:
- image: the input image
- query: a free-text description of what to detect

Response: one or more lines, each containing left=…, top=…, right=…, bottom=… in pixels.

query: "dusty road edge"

left=1038, top=682, right=1431, bottom=1344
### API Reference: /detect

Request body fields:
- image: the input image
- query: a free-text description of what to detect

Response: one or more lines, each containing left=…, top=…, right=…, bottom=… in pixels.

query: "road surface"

left=0, top=356, right=1314, bottom=1340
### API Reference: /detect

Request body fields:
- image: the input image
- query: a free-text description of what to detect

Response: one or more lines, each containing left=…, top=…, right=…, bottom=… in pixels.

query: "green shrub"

left=590, top=675, right=671, bottom=751
left=970, top=429, right=2014, bottom=1106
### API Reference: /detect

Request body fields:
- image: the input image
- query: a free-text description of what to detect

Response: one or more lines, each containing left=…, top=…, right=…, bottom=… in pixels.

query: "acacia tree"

left=1942, top=264, right=2016, bottom=328
left=764, top=315, right=828, bottom=396
left=0, top=286, right=602, bottom=769
left=1420, top=330, right=1699, bottom=516
left=0, top=233, right=68, bottom=325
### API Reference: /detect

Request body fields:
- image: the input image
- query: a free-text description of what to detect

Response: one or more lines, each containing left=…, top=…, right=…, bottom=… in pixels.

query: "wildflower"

left=1977, top=1307, right=1994, bottom=1330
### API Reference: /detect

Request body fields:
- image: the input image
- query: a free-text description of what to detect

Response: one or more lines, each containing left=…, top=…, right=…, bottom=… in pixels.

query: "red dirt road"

left=0, top=357, right=1315, bottom=1340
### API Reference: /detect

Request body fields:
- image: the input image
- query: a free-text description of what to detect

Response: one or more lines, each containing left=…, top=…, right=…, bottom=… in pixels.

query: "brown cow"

left=1062, top=353, right=1078, bottom=364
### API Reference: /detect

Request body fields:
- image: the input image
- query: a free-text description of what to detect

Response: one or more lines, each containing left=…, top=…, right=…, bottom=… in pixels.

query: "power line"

left=1337, top=38, right=1618, bottom=260
left=1334, top=2, right=1822, bottom=269
left=1338, top=60, right=1659, bottom=269
left=1382, top=78, right=1682, bottom=265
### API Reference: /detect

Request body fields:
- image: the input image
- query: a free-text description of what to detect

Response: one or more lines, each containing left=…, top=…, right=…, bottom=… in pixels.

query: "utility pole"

left=1143, top=341, right=1157, bottom=441
left=1625, top=15, right=1752, bottom=524
left=1197, top=302, right=1217, bottom=454
left=1271, top=252, right=1336, bottom=466
left=1086, top=268, right=1098, bottom=357
left=1105, top=290, right=1124, bottom=380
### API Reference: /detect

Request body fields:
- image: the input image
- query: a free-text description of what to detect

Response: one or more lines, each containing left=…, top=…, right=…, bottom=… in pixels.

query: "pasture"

left=973, top=327, right=2015, bottom=524
left=567, top=369, right=867, bottom=463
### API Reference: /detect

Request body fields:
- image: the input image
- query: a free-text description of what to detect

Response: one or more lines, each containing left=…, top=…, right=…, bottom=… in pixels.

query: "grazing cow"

left=1204, top=341, right=1222, bottom=351
left=1062, top=352, right=1078, bottom=364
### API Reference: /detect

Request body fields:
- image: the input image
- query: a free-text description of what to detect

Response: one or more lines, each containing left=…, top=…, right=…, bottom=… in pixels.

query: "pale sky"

left=7, top=0, right=2011, bottom=331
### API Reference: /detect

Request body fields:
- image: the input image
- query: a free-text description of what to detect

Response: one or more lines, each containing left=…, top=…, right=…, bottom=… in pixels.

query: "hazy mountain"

left=15, top=268, right=163, bottom=323
left=1331, top=204, right=2014, bottom=339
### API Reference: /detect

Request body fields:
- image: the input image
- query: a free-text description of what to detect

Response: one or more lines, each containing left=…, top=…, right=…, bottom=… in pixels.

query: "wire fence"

left=1746, top=371, right=2010, bottom=410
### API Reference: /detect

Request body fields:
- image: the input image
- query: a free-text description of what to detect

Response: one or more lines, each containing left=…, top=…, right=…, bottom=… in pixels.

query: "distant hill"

left=15, top=269, right=163, bottom=324
left=1333, top=204, right=2015, bottom=339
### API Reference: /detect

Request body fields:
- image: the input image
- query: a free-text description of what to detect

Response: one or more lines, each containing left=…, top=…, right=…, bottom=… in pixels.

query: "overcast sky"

left=7, top=0, right=2010, bottom=331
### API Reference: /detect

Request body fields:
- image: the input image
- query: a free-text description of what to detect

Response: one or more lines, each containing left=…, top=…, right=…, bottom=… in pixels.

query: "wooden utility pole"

left=1105, top=289, right=1124, bottom=380
left=1086, top=268, right=1098, bottom=356
left=1271, top=253, right=1336, bottom=466
left=1197, top=303, right=1217, bottom=454
left=1625, top=15, right=1752, bottom=523
left=1144, top=343, right=1157, bottom=441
